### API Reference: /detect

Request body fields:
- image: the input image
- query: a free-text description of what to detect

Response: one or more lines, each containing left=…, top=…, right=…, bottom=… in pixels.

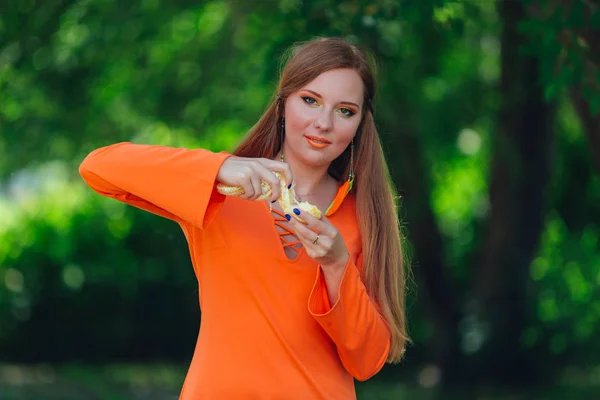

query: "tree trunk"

left=564, top=0, right=600, bottom=175
left=471, top=0, right=554, bottom=385
left=570, top=87, right=600, bottom=175
left=371, top=4, right=465, bottom=386
left=378, top=99, right=463, bottom=387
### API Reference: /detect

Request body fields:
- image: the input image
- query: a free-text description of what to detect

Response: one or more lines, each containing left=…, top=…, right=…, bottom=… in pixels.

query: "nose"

left=314, top=110, right=333, bottom=132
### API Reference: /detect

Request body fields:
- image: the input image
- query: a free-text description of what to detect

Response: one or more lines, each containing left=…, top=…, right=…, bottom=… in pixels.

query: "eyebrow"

left=302, top=89, right=361, bottom=109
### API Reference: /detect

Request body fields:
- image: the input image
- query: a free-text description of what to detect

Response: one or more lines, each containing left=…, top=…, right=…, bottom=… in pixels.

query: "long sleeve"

left=307, top=253, right=391, bottom=381
left=79, top=142, right=231, bottom=229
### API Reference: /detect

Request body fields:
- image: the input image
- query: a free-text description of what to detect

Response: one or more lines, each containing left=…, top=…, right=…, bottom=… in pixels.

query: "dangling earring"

left=344, top=140, right=355, bottom=194
left=348, top=140, right=355, bottom=184
left=280, top=117, right=285, bottom=161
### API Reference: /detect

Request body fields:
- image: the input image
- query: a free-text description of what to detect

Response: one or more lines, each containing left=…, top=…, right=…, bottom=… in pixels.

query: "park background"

left=1, top=0, right=599, bottom=399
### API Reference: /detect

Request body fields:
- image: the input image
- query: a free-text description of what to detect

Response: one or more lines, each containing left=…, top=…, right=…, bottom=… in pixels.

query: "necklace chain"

left=279, top=152, right=326, bottom=201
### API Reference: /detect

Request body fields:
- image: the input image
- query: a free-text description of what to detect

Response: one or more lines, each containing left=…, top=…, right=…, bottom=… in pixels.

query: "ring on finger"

left=312, top=234, right=320, bottom=245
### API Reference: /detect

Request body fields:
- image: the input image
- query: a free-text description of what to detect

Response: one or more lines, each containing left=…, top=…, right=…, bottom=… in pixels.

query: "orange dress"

left=79, top=142, right=391, bottom=399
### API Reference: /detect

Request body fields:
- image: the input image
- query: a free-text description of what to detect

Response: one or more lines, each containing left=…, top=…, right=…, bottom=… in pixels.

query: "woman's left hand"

left=288, top=208, right=349, bottom=271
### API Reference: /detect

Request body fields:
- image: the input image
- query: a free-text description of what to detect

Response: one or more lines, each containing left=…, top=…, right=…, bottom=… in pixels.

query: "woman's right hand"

left=217, top=156, right=293, bottom=202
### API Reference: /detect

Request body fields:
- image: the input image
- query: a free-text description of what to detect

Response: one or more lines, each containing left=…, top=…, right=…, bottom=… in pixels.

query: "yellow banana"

left=216, top=172, right=321, bottom=222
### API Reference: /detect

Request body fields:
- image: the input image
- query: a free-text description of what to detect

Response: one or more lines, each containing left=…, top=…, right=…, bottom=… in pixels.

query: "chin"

left=301, top=149, right=336, bottom=167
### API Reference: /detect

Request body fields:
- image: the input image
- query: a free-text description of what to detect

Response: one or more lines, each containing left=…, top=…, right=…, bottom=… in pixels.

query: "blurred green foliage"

left=1, top=0, right=600, bottom=397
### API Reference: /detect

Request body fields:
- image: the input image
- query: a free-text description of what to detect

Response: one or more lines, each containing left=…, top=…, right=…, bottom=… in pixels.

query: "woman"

left=80, top=37, right=408, bottom=399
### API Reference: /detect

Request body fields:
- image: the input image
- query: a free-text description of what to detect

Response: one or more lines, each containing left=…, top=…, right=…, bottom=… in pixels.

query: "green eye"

left=339, top=108, right=355, bottom=117
left=302, top=96, right=318, bottom=105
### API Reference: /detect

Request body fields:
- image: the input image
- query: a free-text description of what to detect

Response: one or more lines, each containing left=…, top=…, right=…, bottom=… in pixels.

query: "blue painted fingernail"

left=287, top=184, right=292, bottom=189
left=271, top=200, right=277, bottom=203
left=285, top=214, right=291, bottom=221
left=293, top=208, right=300, bottom=215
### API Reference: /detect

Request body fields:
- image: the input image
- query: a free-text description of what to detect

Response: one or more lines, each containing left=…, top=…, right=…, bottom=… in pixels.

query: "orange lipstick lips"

left=305, top=135, right=331, bottom=148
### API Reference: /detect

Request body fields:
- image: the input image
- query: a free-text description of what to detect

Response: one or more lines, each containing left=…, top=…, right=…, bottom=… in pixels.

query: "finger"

left=254, top=163, right=280, bottom=202
left=319, top=214, right=330, bottom=224
left=234, top=164, right=255, bottom=199
left=289, top=218, right=321, bottom=244
left=290, top=220, right=331, bottom=257
left=259, top=158, right=293, bottom=188
left=291, top=207, right=332, bottom=233
left=239, top=179, right=254, bottom=199
left=249, top=175, right=263, bottom=200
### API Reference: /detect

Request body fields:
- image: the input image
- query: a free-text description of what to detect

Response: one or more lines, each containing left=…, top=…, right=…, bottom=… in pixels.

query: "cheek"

left=285, top=100, right=313, bottom=132
left=287, top=115, right=307, bottom=134
left=337, top=119, right=360, bottom=142
left=330, top=120, right=359, bottom=155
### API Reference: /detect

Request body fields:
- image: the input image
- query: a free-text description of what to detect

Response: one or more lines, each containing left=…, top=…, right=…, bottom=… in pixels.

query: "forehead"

left=302, top=68, right=363, bottom=105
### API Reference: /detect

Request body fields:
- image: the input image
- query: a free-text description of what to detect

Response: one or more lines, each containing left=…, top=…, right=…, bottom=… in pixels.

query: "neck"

left=277, top=150, right=332, bottom=198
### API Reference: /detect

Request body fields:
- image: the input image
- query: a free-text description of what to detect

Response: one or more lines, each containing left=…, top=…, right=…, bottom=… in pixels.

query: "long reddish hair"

left=234, top=37, right=408, bottom=363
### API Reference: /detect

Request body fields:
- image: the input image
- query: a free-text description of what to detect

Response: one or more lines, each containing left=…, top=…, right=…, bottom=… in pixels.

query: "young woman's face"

left=283, top=68, right=364, bottom=169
